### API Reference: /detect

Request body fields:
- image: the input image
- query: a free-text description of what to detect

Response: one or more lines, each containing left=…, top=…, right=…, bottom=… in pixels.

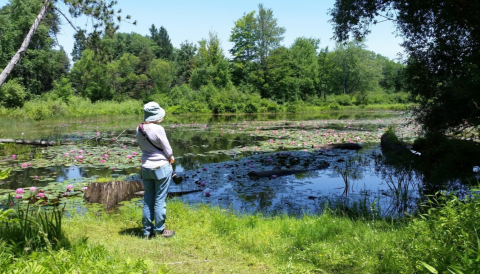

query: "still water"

left=0, top=111, right=457, bottom=216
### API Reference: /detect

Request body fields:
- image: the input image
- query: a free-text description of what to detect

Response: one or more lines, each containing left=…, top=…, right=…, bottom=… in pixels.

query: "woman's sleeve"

left=154, top=126, right=173, bottom=158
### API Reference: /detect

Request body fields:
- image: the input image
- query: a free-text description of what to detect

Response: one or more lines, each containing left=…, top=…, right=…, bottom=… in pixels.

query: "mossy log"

left=248, top=163, right=330, bottom=179
left=312, top=143, right=363, bottom=150
left=84, top=180, right=144, bottom=209
left=380, top=133, right=412, bottom=155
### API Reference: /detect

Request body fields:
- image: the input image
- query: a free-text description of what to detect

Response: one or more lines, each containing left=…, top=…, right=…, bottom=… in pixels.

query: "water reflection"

left=0, top=144, right=441, bottom=217
left=2, top=165, right=139, bottom=189
left=0, top=111, right=453, bottom=217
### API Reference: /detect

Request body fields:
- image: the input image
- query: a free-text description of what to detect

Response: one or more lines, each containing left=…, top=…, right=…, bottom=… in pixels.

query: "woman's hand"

left=169, top=156, right=175, bottom=164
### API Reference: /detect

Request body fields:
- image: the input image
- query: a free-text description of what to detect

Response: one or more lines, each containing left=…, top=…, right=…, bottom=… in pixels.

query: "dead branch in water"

left=312, top=143, right=363, bottom=150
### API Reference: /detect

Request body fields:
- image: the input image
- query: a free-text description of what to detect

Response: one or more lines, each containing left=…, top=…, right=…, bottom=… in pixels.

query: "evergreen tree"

left=72, top=29, right=87, bottom=62
left=256, top=4, right=285, bottom=68
left=157, top=26, right=173, bottom=60
left=149, top=24, right=173, bottom=60
left=174, top=40, right=197, bottom=86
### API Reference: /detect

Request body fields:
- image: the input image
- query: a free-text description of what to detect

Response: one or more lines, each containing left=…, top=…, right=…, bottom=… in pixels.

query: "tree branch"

left=377, top=13, right=398, bottom=22
left=54, top=7, right=89, bottom=43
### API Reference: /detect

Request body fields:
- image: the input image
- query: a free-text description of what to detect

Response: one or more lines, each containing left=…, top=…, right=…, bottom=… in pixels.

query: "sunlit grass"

left=2, top=192, right=480, bottom=273
left=55, top=199, right=433, bottom=273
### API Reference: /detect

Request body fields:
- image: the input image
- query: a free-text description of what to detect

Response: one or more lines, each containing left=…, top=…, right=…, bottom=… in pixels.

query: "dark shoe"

left=172, top=174, right=183, bottom=184
left=144, top=233, right=156, bottom=240
left=161, top=229, right=175, bottom=238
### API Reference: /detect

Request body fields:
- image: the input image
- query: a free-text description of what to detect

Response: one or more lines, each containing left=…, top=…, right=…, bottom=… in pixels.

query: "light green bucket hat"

left=143, top=102, right=165, bottom=122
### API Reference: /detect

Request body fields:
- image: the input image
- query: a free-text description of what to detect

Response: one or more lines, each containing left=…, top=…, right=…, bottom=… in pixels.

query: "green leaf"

left=420, top=262, right=438, bottom=274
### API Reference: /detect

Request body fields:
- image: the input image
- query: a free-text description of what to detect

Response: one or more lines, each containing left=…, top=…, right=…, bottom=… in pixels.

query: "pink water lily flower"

left=30, top=186, right=37, bottom=191
left=126, top=155, right=132, bottom=159
left=15, top=188, right=25, bottom=194
left=82, top=187, right=88, bottom=191
left=66, top=185, right=73, bottom=190
left=37, top=193, right=45, bottom=198
left=21, top=163, right=27, bottom=168
left=11, top=154, right=16, bottom=160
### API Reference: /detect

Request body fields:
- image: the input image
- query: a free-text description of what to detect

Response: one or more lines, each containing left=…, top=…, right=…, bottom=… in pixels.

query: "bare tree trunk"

left=0, top=0, right=50, bottom=88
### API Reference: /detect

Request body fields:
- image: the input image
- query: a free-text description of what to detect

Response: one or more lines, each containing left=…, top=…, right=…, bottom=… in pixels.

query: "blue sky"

left=1, top=0, right=404, bottom=61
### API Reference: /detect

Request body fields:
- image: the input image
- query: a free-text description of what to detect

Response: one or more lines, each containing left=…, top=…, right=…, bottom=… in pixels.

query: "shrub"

left=23, top=100, right=53, bottom=121
left=388, top=92, right=410, bottom=104
left=244, top=102, right=258, bottom=113
left=50, top=77, right=74, bottom=103
left=146, top=93, right=172, bottom=109
left=67, top=96, right=93, bottom=116
left=335, top=94, right=353, bottom=106
left=329, top=102, right=341, bottom=110
left=0, top=78, right=27, bottom=108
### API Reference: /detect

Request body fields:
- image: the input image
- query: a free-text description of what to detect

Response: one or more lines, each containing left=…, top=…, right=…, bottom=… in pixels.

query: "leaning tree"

left=329, top=0, right=480, bottom=134
left=0, top=0, right=135, bottom=88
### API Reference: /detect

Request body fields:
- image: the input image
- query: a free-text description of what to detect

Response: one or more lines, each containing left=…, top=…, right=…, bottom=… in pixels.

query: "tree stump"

left=83, top=180, right=144, bottom=210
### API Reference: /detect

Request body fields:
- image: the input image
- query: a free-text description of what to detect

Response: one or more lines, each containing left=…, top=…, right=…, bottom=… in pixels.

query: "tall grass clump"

left=404, top=191, right=480, bottom=273
left=0, top=204, right=68, bottom=253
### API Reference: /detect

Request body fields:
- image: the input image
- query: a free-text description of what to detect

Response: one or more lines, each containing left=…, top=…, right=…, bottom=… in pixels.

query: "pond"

left=0, top=111, right=464, bottom=216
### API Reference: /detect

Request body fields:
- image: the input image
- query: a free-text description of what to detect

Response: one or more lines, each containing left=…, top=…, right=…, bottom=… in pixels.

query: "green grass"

left=3, top=191, right=479, bottom=273
left=92, top=176, right=116, bottom=183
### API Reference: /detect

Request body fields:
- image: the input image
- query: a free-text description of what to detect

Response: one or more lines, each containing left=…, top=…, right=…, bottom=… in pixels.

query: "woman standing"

left=136, top=102, right=175, bottom=238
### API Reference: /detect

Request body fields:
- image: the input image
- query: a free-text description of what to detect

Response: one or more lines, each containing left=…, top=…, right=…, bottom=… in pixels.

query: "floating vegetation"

left=0, top=112, right=440, bottom=216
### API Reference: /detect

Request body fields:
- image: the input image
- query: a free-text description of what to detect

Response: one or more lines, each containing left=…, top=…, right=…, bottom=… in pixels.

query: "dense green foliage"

left=329, top=0, right=480, bottom=135
left=0, top=1, right=408, bottom=118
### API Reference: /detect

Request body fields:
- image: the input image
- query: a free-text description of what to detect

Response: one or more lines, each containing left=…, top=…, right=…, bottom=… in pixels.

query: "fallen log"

left=312, top=143, right=363, bottom=150
left=248, top=162, right=330, bottom=179
left=0, top=139, right=75, bottom=146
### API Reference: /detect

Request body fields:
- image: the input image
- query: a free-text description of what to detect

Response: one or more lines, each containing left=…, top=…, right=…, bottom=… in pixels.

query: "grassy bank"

left=2, top=191, right=479, bottom=273
left=0, top=96, right=412, bottom=121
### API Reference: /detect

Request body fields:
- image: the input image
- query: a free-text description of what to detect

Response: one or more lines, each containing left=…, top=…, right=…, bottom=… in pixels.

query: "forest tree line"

left=0, top=1, right=408, bottom=114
